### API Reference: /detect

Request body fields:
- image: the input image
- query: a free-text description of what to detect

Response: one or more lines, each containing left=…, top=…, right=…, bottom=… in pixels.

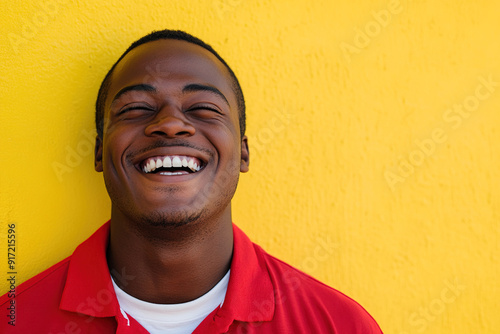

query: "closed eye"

left=118, top=103, right=155, bottom=116
left=187, top=105, right=223, bottom=115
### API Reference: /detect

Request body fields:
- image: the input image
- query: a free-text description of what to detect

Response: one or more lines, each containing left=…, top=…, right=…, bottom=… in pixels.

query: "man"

left=0, top=30, right=382, bottom=333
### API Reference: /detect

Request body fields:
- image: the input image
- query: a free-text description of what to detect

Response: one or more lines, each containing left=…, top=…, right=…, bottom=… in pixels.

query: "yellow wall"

left=1, top=0, right=499, bottom=333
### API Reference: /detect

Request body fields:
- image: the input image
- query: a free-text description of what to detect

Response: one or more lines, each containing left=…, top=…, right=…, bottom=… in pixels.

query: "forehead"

left=106, top=39, right=237, bottom=109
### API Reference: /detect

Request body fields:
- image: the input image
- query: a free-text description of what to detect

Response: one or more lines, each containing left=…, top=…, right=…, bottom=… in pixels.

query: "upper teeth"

left=142, top=155, right=202, bottom=173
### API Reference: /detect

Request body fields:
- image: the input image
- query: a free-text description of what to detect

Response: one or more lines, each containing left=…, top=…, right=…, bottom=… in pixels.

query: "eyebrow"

left=182, top=83, right=230, bottom=107
left=111, top=84, right=157, bottom=106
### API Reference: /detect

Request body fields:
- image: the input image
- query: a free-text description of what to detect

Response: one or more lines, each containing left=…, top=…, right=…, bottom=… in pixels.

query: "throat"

left=107, top=217, right=234, bottom=304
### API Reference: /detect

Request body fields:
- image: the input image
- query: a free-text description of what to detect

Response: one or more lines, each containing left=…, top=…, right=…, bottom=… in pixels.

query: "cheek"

left=101, top=131, right=132, bottom=173
left=206, top=124, right=241, bottom=158
left=215, top=137, right=242, bottom=180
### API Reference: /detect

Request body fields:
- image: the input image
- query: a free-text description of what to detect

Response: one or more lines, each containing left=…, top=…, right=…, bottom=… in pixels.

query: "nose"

left=144, top=106, right=195, bottom=138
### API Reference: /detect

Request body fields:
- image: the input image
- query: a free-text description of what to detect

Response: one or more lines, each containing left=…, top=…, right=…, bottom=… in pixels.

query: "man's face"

left=95, top=39, right=249, bottom=227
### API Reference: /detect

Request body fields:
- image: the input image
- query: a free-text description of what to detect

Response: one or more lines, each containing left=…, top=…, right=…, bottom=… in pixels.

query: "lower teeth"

left=158, top=171, right=184, bottom=175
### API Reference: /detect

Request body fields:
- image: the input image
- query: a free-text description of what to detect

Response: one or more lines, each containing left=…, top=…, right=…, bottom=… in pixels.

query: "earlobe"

left=95, top=136, right=103, bottom=172
left=240, top=136, right=249, bottom=173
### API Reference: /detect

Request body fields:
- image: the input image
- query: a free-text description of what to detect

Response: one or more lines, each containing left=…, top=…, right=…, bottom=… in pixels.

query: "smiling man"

left=0, top=30, right=382, bottom=333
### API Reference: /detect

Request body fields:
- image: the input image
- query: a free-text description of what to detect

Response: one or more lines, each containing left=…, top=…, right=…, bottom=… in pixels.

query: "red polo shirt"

left=0, top=222, right=382, bottom=333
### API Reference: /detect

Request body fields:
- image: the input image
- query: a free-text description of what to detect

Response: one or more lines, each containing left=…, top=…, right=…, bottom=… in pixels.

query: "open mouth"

left=140, top=155, right=205, bottom=175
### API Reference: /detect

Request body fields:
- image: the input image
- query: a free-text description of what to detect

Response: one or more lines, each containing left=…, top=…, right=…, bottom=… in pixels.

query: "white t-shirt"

left=111, top=270, right=230, bottom=334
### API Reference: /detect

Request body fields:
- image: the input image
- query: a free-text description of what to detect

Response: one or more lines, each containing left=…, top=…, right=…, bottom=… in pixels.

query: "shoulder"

left=254, top=244, right=382, bottom=333
left=0, top=256, right=72, bottom=331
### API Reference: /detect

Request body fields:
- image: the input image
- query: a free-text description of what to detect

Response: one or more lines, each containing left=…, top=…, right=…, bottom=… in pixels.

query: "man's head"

left=95, top=30, right=246, bottom=139
left=94, top=30, right=249, bottom=231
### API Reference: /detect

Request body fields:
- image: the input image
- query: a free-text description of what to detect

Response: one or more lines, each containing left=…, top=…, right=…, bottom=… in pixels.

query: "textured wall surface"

left=1, top=0, right=499, bottom=333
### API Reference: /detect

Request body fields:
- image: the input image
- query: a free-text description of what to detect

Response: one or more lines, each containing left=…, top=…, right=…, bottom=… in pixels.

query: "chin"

left=139, top=209, right=205, bottom=228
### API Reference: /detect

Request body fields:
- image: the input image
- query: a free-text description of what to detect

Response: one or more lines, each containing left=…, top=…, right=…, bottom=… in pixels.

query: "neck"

left=107, top=206, right=233, bottom=304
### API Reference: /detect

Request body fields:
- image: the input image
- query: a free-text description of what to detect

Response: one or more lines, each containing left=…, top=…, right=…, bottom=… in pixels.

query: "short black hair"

left=95, top=29, right=246, bottom=138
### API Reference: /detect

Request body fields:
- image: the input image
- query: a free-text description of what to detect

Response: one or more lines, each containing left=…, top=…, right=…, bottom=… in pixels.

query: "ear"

left=94, top=136, right=103, bottom=172
left=240, top=135, right=249, bottom=173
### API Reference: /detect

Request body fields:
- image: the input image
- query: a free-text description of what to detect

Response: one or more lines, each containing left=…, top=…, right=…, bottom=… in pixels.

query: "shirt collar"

left=215, top=224, right=275, bottom=325
left=60, top=221, right=119, bottom=317
left=58, top=222, right=275, bottom=325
